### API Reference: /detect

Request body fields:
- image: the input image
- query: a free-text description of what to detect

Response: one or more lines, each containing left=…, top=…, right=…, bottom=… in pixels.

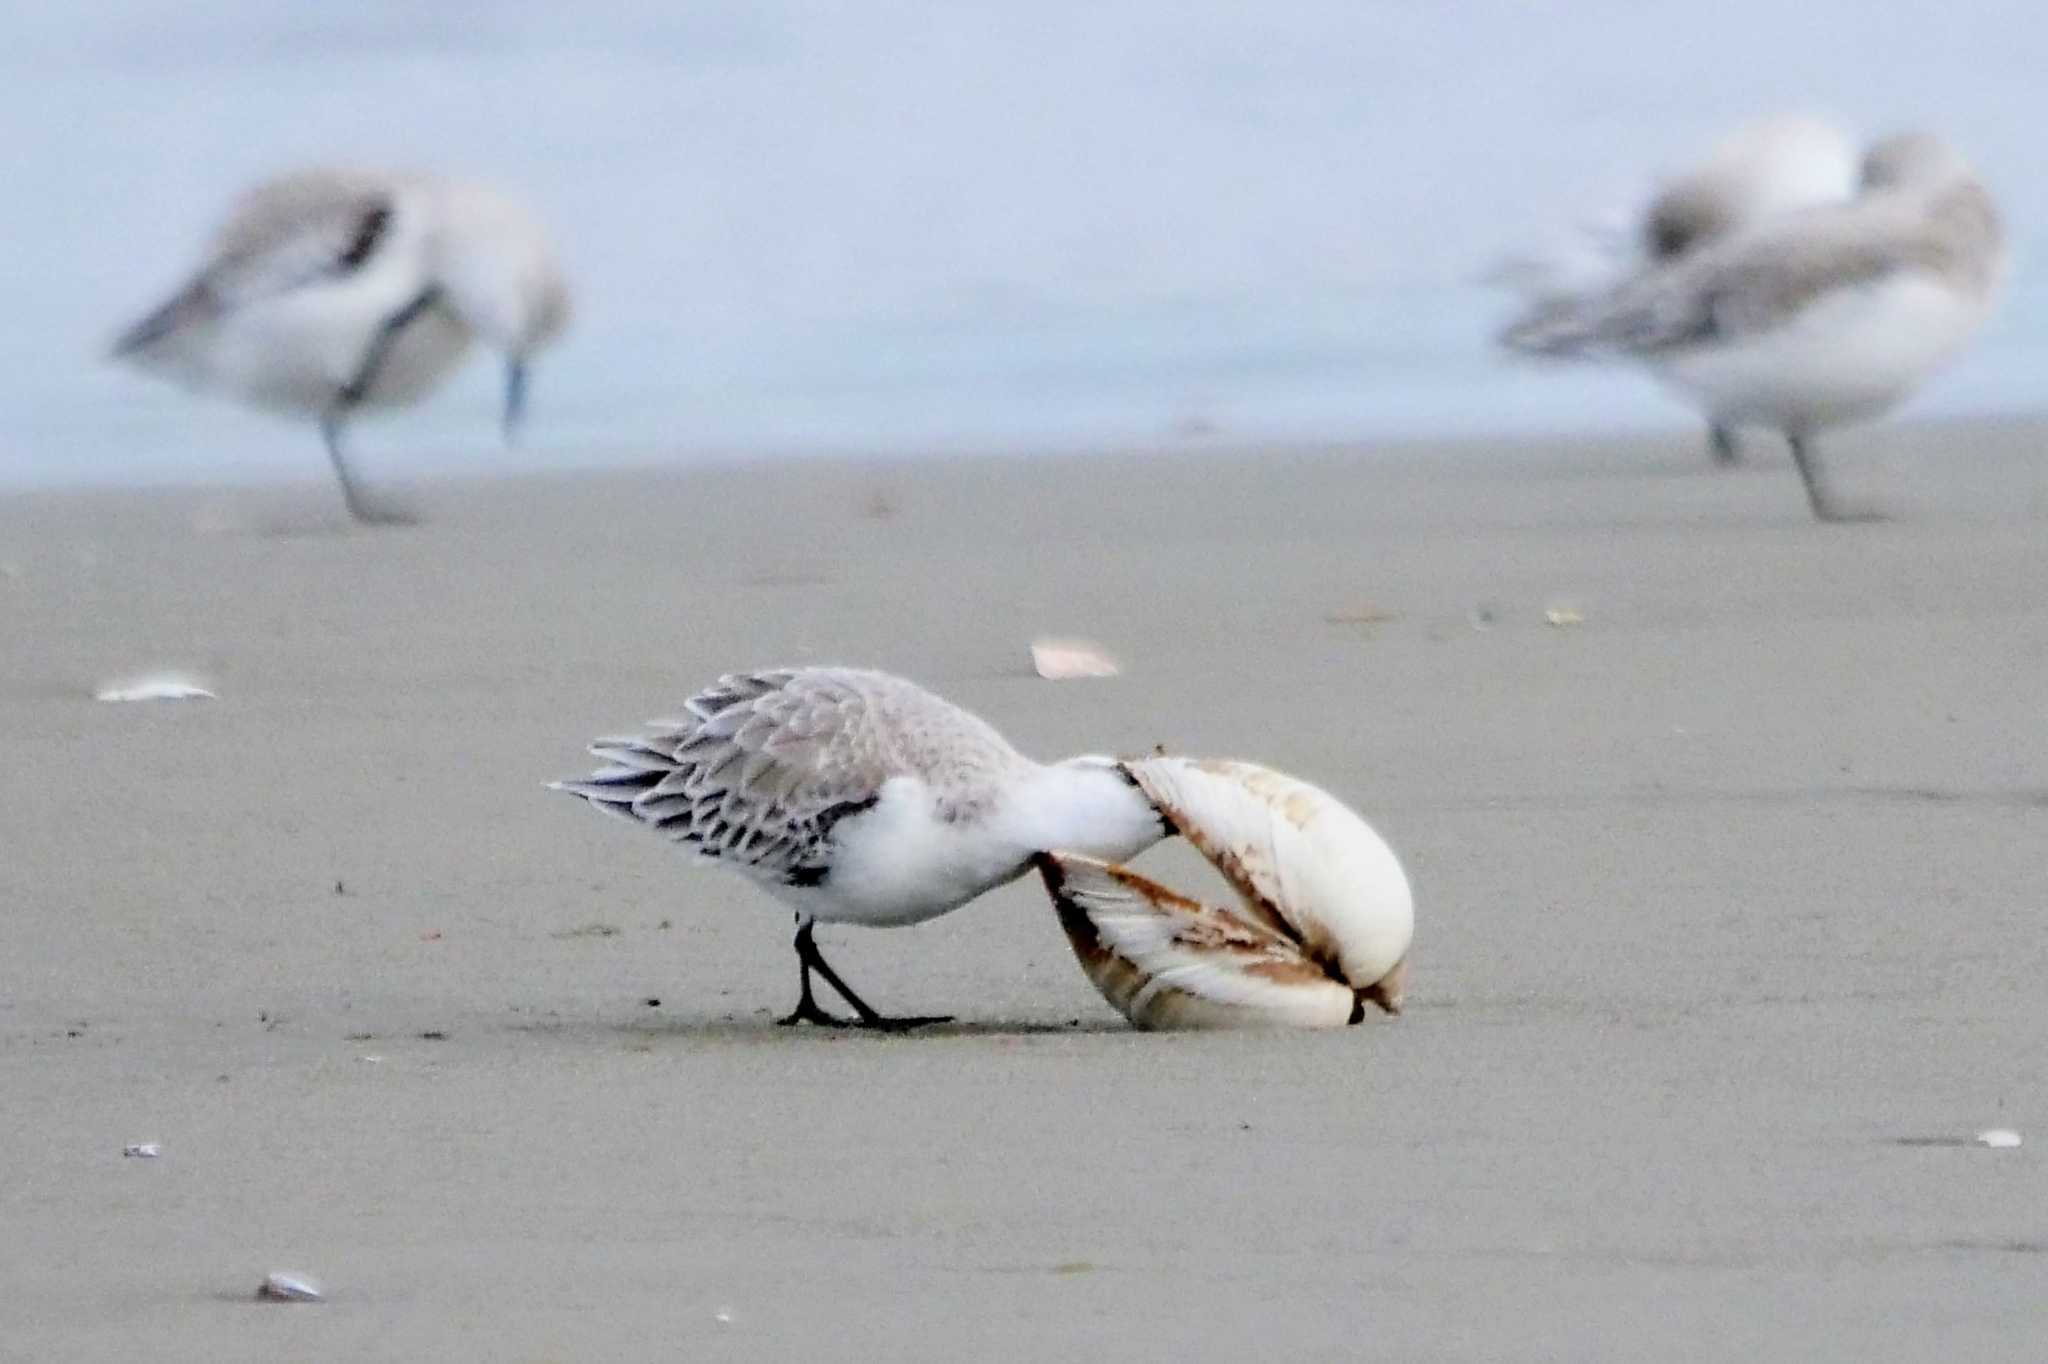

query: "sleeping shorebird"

left=1501, top=132, right=2006, bottom=522
left=550, top=667, right=1173, bottom=1028
left=1493, top=114, right=1860, bottom=467
left=111, top=167, right=570, bottom=524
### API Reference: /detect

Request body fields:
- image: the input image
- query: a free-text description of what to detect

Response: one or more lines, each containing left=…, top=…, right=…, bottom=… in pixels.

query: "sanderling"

left=112, top=167, right=569, bottom=524
left=1502, top=132, right=2005, bottom=521
left=1494, top=114, right=1861, bottom=466
left=551, top=667, right=1171, bottom=1028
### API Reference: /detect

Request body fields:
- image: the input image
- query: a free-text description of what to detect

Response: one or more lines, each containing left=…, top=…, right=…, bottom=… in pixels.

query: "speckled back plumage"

left=552, top=668, right=1030, bottom=886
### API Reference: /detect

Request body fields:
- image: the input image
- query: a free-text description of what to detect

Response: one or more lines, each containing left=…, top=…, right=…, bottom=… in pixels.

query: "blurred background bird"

left=1489, top=114, right=1861, bottom=466
left=111, top=167, right=570, bottom=524
left=1498, top=131, right=2006, bottom=521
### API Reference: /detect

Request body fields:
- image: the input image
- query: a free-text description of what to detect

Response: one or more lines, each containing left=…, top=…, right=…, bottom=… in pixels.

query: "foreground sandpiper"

left=551, top=667, right=1172, bottom=1028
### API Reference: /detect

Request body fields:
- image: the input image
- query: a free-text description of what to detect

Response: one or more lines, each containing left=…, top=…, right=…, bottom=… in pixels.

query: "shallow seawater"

left=4, top=1, right=2044, bottom=487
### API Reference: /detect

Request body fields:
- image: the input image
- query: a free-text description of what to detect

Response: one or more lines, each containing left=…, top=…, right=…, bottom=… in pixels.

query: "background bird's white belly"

left=140, top=268, right=472, bottom=416
left=1655, top=274, right=1985, bottom=432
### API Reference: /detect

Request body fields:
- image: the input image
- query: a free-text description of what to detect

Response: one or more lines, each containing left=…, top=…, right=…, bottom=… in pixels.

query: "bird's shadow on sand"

left=510, top=1013, right=1136, bottom=1044
left=190, top=493, right=426, bottom=539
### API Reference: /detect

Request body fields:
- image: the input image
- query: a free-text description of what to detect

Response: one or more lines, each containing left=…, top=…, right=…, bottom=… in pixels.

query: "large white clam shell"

left=1040, top=757, right=1413, bottom=1030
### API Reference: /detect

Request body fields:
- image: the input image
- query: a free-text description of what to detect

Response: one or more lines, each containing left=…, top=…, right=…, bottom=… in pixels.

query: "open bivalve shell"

left=1039, top=757, right=1413, bottom=1030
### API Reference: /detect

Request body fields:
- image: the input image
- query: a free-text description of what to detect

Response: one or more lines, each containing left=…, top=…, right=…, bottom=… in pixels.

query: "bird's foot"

left=856, top=1013, right=954, bottom=1033
left=1814, top=501, right=1888, bottom=525
left=342, top=492, right=421, bottom=527
left=777, top=997, right=855, bottom=1028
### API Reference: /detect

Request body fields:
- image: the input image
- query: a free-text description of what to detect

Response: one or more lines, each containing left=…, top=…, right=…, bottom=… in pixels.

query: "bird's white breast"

left=772, top=777, right=1033, bottom=928
left=1654, top=271, right=1991, bottom=433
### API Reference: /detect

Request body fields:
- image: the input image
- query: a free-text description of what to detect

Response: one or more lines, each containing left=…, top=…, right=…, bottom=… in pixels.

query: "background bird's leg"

left=318, top=409, right=376, bottom=522
left=342, top=284, right=445, bottom=409
left=790, top=920, right=951, bottom=1031
left=1787, top=432, right=1882, bottom=523
left=1787, top=433, right=1837, bottom=519
left=321, top=285, right=444, bottom=525
left=1708, top=423, right=1740, bottom=466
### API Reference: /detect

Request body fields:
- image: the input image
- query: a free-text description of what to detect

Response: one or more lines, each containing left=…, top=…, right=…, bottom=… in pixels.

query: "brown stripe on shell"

left=1121, top=760, right=1300, bottom=943
left=1058, top=856, right=1304, bottom=957
left=1123, top=758, right=1365, bottom=980
left=1036, top=854, right=1173, bottom=1025
left=1039, top=853, right=1350, bottom=1028
left=1036, top=852, right=1107, bottom=958
left=1244, top=955, right=1347, bottom=988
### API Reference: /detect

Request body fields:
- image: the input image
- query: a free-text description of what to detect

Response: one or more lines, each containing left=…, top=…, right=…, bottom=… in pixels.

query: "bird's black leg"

left=1787, top=432, right=1833, bottom=519
left=320, top=286, right=444, bottom=525
left=777, top=918, right=852, bottom=1027
left=341, top=285, right=444, bottom=409
left=1708, top=423, right=1741, bottom=466
left=1788, top=432, right=1882, bottom=524
left=781, top=919, right=950, bottom=1030
left=318, top=409, right=380, bottom=524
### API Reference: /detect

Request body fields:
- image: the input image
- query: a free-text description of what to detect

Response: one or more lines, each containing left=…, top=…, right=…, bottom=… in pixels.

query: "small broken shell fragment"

left=1041, top=757, right=1413, bottom=1030
left=1029, top=639, right=1120, bottom=680
left=94, top=672, right=215, bottom=702
left=257, top=1272, right=322, bottom=1302
left=122, top=1143, right=161, bottom=1159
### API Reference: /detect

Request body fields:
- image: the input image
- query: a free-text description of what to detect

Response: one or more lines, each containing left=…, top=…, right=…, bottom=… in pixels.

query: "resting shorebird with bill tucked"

left=1501, top=132, right=2007, bottom=522
left=1491, top=114, right=1861, bottom=467
left=111, top=167, right=570, bottom=524
left=549, top=668, right=1174, bottom=1028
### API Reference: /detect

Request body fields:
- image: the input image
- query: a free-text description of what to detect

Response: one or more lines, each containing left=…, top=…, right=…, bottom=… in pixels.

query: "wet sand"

left=3, top=421, right=2045, bottom=1360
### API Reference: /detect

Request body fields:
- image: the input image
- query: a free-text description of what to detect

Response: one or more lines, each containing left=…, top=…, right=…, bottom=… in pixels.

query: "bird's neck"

left=1005, top=761, right=1166, bottom=864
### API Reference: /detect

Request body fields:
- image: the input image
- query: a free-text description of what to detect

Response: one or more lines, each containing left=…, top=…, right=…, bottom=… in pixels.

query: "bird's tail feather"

left=1497, top=293, right=1607, bottom=358
left=548, top=736, right=682, bottom=821
left=110, top=283, right=217, bottom=359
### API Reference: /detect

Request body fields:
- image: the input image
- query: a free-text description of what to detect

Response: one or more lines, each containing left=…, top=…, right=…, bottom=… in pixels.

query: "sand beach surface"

left=2, top=422, right=2044, bottom=1360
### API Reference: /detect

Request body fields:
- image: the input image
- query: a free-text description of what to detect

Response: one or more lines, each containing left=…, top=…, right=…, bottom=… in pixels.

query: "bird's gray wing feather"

left=1501, top=213, right=1909, bottom=358
left=553, top=670, right=907, bottom=884
left=113, top=172, right=400, bottom=355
